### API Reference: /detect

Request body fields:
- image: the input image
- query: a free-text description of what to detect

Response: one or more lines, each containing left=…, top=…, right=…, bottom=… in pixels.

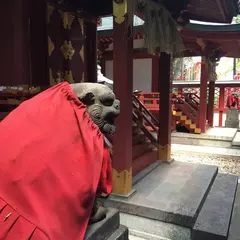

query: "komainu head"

left=70, top=83, right=120, bottom=134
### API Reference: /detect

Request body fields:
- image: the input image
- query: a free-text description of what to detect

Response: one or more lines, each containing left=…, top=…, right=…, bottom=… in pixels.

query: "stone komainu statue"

left=0, top=82, right=120, bottom=240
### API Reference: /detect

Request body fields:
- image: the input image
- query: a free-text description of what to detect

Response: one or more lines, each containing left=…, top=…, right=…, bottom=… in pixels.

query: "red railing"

left=175, top=97, right=199, bottom=124
left=173, top=81, right=240, bottom=127
left=132, top=94, right=158, bottom=147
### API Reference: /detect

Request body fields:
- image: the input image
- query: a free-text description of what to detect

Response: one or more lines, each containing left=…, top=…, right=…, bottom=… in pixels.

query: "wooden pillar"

left=84, top=21, right=97, bottom=83
left=112, top=0, right=133, bottom=195
left=208, top=81, right=215, bottom=127
left=0, top=0, right=30, bottom=86
left=158, top=53, right=172, bottom=161
left=29, top=0, right=48, bottom=86
left=199, top=56, right=208, bottom=133
left=219, top=86, right=225, bottom=127
left=152, top=55, right=159, bottom=92
left=178, top=87, right=183, bottom=97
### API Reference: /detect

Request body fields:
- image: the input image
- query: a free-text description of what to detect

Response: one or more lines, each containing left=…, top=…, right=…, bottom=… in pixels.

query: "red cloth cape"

left=226, top=94, right=234, bottom=108
left=0, top=82, right=112, bottom=240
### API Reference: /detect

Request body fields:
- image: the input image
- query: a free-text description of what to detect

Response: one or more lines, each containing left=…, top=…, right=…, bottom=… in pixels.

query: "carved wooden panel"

left=47, top=4, right=84, bottom=86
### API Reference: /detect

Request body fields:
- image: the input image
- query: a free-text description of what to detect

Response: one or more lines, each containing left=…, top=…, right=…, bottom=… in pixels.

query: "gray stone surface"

left=172, top=136, right=232, bottom=148
left=225, top=109, right=239, bottom=129
left=192, top=174, right=238, bottom=240
left=132, top=161, right=162, bottom=185
left=172, top=144, right=240, bottom=157
left=85, top=208, right=120, bottom=240
left=232, top=132, right=240, bottom=146
left=108, top=225, right=129, bottom=240
left=228, top=184, right=240, bottom=240
left=171, top=128, right=237, bottom=148
left=103, top=162, right=218, bottom=228
left=120, top=212, right=191, bottom=240
left=172, top=128, right=237, bottom=141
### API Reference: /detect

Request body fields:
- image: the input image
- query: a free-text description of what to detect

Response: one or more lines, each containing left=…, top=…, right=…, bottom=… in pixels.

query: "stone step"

left=192, top=174, right=238, bottom=240
left=120, top=212, right=191, bottom=240
left=228, top=182, right=240, bottom=240
left=103, top=162, right=218, bottom=228
left=85, top=208, right=120, bottom=240
left=107, top=225, right=129, bottom=240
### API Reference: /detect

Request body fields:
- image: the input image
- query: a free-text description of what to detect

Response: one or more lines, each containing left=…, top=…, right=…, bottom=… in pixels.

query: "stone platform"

left=172, top=128, right=237, bottom=148
left=103, top=162, right=218, bottom=227
left=102, top=161, right=239, bottom=240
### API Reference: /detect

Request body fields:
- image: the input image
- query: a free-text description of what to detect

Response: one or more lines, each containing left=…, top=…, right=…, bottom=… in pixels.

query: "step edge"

left=85, top=208, right=120, bottom=240
left=192, top=173, right=238, bottom=239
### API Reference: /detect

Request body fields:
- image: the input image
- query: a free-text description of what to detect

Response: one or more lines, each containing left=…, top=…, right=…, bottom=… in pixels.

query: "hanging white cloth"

left=97, top=65, right=113, bottom=89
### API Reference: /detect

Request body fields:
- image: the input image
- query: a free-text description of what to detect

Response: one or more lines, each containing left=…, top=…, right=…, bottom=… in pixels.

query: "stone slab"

left=172, top=128, right=237, bottom=148
left=103, top=162, right=218, bottom=228
left=225, top=109, right=239, bottom=129
left=192, top=174, right=238, bottom=240
left=108, top=225, right=129, bottom=240
left=172, top=128, right=237, bottom=141
left=172, top=144, right=240, bottom=157
left=85, top=208, right=119, bottom=240
left=228, top=184, right=240, bottom=240
left=120, top=212, right=191, bottom=240
left=172, top=136, right=232, bottom=148
left=232, top=132, right=240, bottom=146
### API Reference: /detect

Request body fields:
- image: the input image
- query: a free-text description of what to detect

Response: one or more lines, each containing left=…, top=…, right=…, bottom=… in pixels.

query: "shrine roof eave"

left=185, top=23, right=240, bottom=33
left=187, top=0, right=239, bottom=23
left=181, top=23, right=240, bottom=40
left=47, top=0, right=239, bottom=23
left=98, top=23, right=240, bottom=40
left=98, top=23, right=240, bottom=58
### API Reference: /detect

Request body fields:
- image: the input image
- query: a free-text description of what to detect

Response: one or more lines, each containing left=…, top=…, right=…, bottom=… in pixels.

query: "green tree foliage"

left=173, top=57, right=194, bottom=80
left=232, top=15, right=240, bottom=24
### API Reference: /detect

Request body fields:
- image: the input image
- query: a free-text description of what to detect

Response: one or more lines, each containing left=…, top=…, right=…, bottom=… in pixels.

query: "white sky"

left=97, top=17, right=233, bottom=31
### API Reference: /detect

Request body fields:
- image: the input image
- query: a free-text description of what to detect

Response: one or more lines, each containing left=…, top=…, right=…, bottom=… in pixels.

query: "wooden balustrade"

left=136, top=82, right=240, bottom=127
left=132, top=94, right=158, bottom=147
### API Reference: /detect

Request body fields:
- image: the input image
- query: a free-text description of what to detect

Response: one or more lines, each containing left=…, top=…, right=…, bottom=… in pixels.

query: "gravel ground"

left=172, top=152, right=240, bottom=176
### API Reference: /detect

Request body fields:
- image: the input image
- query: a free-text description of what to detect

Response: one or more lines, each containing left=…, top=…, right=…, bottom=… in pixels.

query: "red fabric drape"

left=0, top=82, right=112, bottom=240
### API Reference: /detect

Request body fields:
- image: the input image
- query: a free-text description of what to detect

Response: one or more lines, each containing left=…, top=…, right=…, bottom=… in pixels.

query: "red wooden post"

left=29, top=0, right=48, bottom=86
left=208, top=81, right=215, bottom=127
left=152, top=55, right=159, bottom=91
left=112, top=0, right=133, bottom=195
left=219, top=86, right=225, bottom=127
left=158, top=53, right=172, bottom=161
left=178, top=87, right=183, bottom=97
left=199, top=57, right=208, bottom=133
left=0, top=0, right=30, bottom=86
left=84, top=21, right=97, bottom=83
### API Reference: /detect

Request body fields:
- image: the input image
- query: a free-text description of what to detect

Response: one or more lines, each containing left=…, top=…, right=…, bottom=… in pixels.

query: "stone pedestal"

left=225, top=109, right=239, bottom=128
left=85, top=208, right=128, bottom=240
